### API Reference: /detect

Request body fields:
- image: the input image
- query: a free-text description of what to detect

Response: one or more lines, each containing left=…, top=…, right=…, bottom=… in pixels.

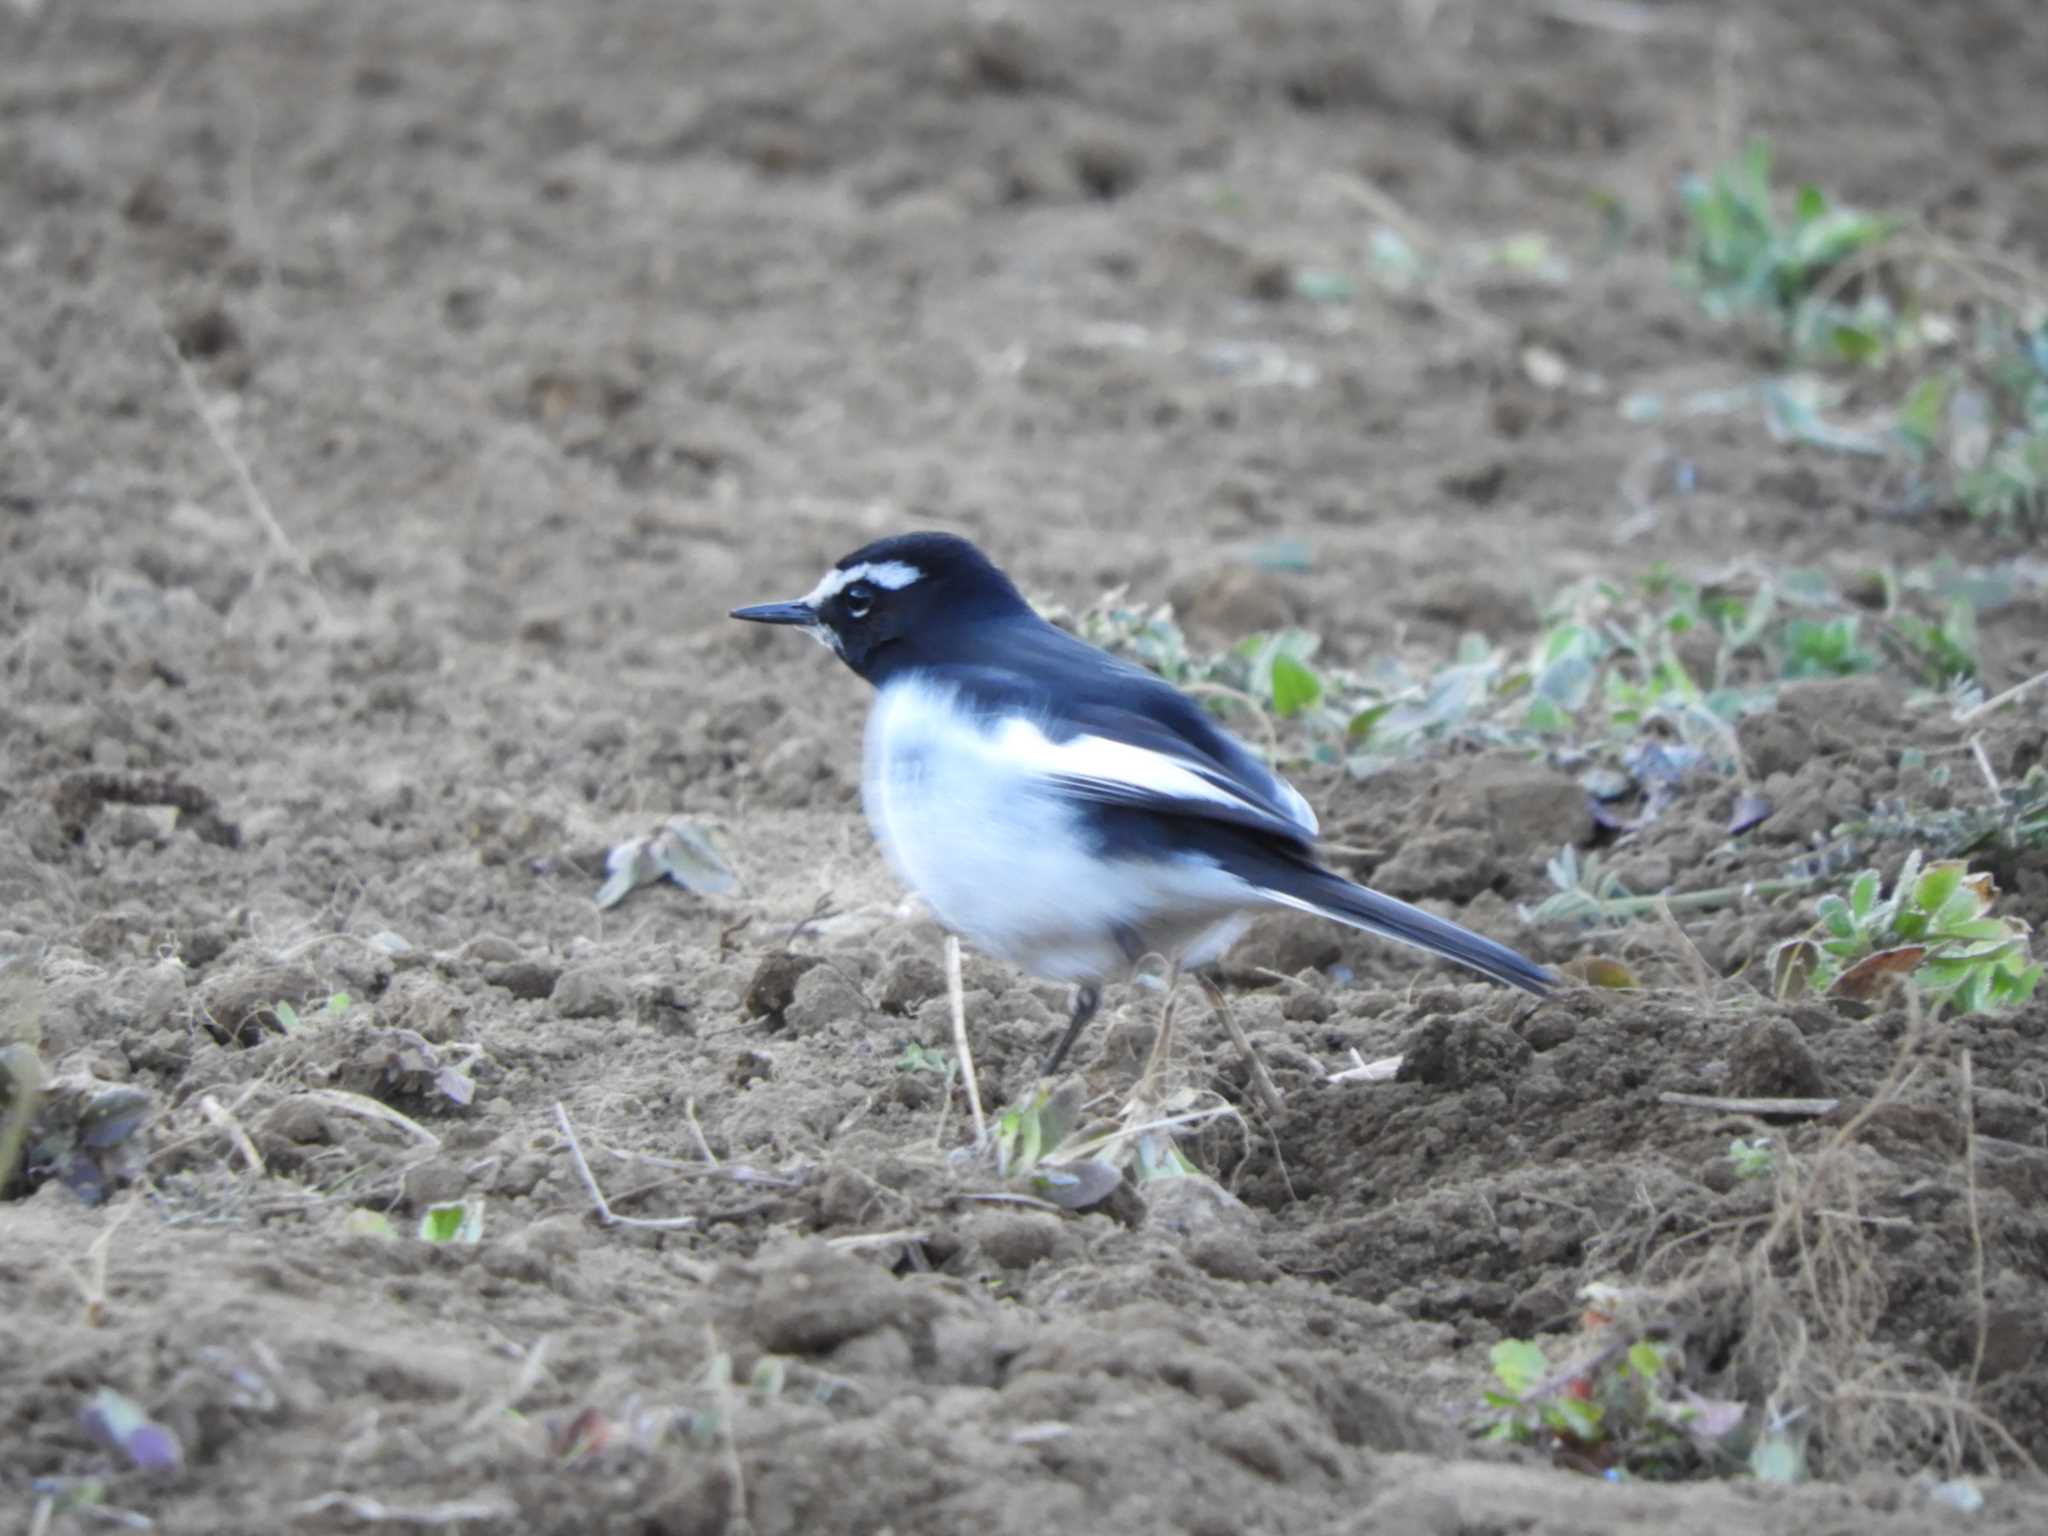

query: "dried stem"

left=944, top=936, right=987, bottom=1146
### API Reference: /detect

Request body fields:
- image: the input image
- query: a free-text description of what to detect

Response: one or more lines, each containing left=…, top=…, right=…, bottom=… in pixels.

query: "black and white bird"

left=732, top=532, right=1555, bottom=1075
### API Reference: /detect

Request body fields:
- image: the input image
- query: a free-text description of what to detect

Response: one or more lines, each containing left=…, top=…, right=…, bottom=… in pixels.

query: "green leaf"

left=1849, top=870, right=1880, bottom=921
left=2005, top=965, right=2042, bottom=1006
left=1490, top=1338, right=1548, bottom=1398
left=1524, top=695, right=1570, bottom=736
left=1269, top=653, right=1322, bottom=717
left=1934, top=885, right=1989, bottom=930
left=1824, top=319, right=1884, bottom=366
left=1626, top=1340, right=1669, bottom=1381
left=1007, top=1101, right=1043, bottom=1171
left=1952, top=968, right=1990, bottom=1016
left=1536, top=655, right=1597, bottom=714
left=1897, top=373, right=1953, bottom=454
left=1347, top=701, right=1395, bottom=742
left=1549, top=1395, right=1603, bottom=1441
left=418, top=1199, right=485, bottom=1245
left=1816, top=894, right=1856, bottom=941
left=343, top=1209, right=398, bottom=1241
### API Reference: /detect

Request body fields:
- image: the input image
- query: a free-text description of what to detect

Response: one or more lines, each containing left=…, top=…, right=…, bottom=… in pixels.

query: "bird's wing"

left=928, top=645, right=1321, bottom=849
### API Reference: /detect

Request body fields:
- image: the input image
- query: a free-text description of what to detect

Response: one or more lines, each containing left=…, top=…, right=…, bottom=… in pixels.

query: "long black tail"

left=1251, top=860, right=1554, bottom=995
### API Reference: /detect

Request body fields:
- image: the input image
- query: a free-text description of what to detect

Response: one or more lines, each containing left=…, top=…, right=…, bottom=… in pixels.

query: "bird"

left=732, top=532, right=1555, bottom=1076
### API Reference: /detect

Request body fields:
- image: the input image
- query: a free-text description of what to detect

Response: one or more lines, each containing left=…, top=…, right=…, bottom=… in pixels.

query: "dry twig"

left=1657, top=1092, right=1840, bottom=1119
left=553, top=1102, right=696, bottom=1231
left=1200, top=978, right=1284, bottom=1118
left=160, top=325, right=331, bottom=624
left=944, top=936, right=987, bottom=1146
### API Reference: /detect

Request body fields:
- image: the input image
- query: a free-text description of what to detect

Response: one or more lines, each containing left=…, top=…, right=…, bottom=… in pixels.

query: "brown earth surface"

left=6, top=0, right=2048, bottom=1531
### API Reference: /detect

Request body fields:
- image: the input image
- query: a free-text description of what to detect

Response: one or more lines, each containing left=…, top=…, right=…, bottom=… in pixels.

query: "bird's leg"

left=1040, top=984, right=1101, bottom=1078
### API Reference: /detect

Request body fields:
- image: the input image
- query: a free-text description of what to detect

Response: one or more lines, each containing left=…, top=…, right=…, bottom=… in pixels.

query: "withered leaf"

left=1828, top=945, right=1927, bottom=1002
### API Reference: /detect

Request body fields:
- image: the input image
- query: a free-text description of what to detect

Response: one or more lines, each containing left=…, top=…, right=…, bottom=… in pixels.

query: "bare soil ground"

left=6, top=1, right=2048, bottom=1531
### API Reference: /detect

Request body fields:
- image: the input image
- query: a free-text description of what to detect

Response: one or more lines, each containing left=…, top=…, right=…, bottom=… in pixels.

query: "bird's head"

left=731, top=531, right=1029, bottom=679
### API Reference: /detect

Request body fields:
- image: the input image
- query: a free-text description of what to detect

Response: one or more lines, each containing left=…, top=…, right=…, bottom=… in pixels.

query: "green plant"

left=1770, top=853, right=2042, bottom=1013
left=1477, top=1333, right=1739, bottom=1477
left=1808, top=766, right=2048, bottom=877
left=686, top=1349, right=796, bottom=1446
left=1778, top=615, right=1876, bottom=679
left=992, top=1084, right=1141, bottom=1210
left=1675, top=141, right=2047, bottom=528
left=275, top=991, right=351, bottom=1034
left=1727, top=1138, right=1775, bottom=1181
left=992, top=1073, right=1244, bottom=1210
left=1678, top=139, right=1900, bottom=365
left=1894, top=321, right=2048, bottom=526
left=418, top=1197, right=486, bottom=1244
left=1077, top=564, right=1998, bottom=848
left=896, top=1042, right=951, bottom=1075
left=1881, top=596, right=1979, bottom=686
left=1079, top=598, right=1327, bottom=719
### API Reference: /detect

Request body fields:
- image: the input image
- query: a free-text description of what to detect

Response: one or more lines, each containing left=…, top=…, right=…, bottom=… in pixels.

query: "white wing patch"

left=1274, top=778, right=1319, bottom=838
left=803, top=559, right=923, bottom=606
left=991, top=716, right=1275, bottom=823
left=998, top=714, right=1317, bottom=838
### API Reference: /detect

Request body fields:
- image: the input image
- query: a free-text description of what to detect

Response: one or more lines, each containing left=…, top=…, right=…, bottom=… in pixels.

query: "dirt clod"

left=550, top=966, right=629, bottom=1020
left=483, top=958, right=561, bottom=999
left=1725, top=1014, right=1827, bottom=1100
left=744, top=952, right=827, bottom=1027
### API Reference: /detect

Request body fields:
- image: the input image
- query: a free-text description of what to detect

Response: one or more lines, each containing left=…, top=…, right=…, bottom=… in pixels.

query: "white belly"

left=861, top=678, right=1255, bottom=983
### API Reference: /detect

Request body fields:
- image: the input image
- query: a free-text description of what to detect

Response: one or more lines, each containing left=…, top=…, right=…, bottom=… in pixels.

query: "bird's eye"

left=842, top=581, right=876, bottom=619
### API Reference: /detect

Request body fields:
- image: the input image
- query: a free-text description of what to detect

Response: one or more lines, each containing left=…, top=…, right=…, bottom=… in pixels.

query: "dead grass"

left=1627, top=998, right=2037, bottom=1478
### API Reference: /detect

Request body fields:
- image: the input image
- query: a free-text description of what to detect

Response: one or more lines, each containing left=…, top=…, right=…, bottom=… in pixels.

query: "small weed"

left=1082, top=561, right=1992, bottom=792
left=1771, top=852, right=2042, bottom=1013
left=1078, top=595, right=1325, bottom=721
left=274, top=991, right=351, bottom=1035
left=1894, top=320, right=2048, bottom=526
left=1677, top=139, right=1900, bottom=366
left=1806, top=766, right=2048, bottom=878
left=896, top=1042, right=951, bottom=1075
left=992, top=1083, right=1128, bottom=1210
left=1778, top=615, right=1876, bottom=679
left=1676, top=139, right=2048, bottom=528
left=1727, top=1138, right=1776, bottom=1181
left=685, top=1349, right=799, bottom=1446
left=992, top=1066, right=1241, bottom=1211
left=1476, top=1323, right=1744, bottom=1478
left=418, top=1197, right=486, bottom=1244
left=1075, top=595, right=1204, bottom=685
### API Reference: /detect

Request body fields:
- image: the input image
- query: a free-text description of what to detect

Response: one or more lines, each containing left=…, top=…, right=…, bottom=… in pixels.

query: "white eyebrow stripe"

left=802, top=560, right=923, bottom=606
left=857, top=560, right=923, bottom=590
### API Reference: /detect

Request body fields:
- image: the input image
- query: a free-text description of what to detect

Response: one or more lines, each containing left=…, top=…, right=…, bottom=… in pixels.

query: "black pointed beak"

left=730, top=600, right=815, bottom=626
